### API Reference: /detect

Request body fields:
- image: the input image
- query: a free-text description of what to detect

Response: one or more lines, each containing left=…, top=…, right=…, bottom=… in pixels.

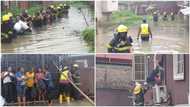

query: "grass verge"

left=81, top=27, right=95, bottom=52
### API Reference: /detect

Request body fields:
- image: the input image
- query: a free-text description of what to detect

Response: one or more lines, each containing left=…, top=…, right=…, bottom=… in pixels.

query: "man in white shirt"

left=14, top=16, right=32, bottom=34
left=2, top=67, right=15, bottom=103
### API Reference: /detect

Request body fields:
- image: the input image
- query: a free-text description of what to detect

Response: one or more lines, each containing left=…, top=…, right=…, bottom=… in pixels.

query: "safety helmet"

left=73, top=64, right=79, bottom=68
left=50, top=5, right=54, bottom=8
left=7, top=12, right=13, bottom=17
left=133, top=84, right=142, bottom=95
left=116, top=25, right=128, bottom=33
left=57, top=6, right=61, bottom=9
left=59, top=4, right=63, bottom=7
left=63, top=66, right=68, bottom=70
left=2, top=14, right=10, bottom=22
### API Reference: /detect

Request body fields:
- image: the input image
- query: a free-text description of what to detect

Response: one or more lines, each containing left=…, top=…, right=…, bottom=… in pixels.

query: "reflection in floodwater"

left=2, top=6, right=94, bottom=53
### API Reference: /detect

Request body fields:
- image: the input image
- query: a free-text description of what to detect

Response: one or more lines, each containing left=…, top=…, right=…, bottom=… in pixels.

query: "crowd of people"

left=1, top=63, right=81, bottom=106
left=1, top=3, right=70, bottom=43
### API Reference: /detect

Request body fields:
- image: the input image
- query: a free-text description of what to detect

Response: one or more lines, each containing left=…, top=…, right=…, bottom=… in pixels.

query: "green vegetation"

left=2, top=5, right=41, bottom=17
left=111, top=10, right=152, bottom=27
left=81, top=27, right=95, bottom=52
left=70, top=1, right=89, bottom=7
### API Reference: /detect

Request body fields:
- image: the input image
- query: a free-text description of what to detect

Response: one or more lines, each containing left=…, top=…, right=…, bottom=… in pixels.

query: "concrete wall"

left=96, top=64, right=132, bottom=89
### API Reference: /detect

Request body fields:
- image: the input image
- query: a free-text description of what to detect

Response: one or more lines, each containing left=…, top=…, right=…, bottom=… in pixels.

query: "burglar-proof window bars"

left=173, top=54, right=185, bottom=80
left=133, top=55, right=148, bottom=81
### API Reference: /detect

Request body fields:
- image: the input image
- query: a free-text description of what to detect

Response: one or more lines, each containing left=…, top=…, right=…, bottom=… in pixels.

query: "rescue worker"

left=63, top=3, right=70, bottom=14
left=57, top=6, right=63, bottom=18
left=162, top=12, right=168, bottom=21
left=7, top=12, right=17, bottom=38
left=170, top=12, right=175, bottom=21
left=71, top=64, right=80, bottom=101
left=107, top=24, right=133, bottom=53
left=49, top=5, right=57, bottom=21
left=133, top=82, right=144, bottom=106
left=137, top=18, right=152, bottom=41
left=59, top=66, right=72, bottom=104
left=1, top=14, right=14, bottom=42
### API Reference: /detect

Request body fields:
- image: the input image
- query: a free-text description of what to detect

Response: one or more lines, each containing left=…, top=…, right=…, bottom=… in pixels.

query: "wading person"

left=15, top=67, right=26, bottom=106
left=59, top=66, right=72, bottom=104
left=14, top=16, right=32, bottom=34
left=107, top=24, right=133, bottom=53
left=1, top=14, right=14, bottom=42
left=137, top=18, right=152, bottom=42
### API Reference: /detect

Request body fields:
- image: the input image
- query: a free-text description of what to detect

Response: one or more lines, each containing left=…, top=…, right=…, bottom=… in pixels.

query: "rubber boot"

left=59, top=94, right=63, bottom=104
left=66, top=96, right=70, bottom=104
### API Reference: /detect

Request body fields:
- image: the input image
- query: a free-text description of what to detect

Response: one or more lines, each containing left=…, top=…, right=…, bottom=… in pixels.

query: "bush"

left=111, top=10, right=152, bottom=26
left=81, top=27, right=95, bottom=52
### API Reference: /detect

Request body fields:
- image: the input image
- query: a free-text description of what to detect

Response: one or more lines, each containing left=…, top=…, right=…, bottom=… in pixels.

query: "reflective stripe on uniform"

left=107, top=44, right=112, bottom=48
left=115, top=46, right=131, bottom=51
left=1, top=32, right=9, bottom=38
left=140, top=24, right=149, bottom=35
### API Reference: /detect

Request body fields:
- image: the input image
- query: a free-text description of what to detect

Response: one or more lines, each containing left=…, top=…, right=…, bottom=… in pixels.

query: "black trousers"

left=3, top=83, right=15, bottom=103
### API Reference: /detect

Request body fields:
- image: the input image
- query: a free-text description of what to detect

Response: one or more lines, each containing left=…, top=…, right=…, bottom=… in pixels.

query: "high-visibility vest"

left=60, top=70, right=69, bottom=81
left=140, top=24, right=149, bottom=35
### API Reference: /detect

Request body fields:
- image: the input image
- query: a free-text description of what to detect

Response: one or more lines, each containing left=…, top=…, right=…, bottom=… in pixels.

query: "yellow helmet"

left=7, top=12, right=13, bottom=17
left=2, top=14, right=10, bottom=22
left=133, top=84, right=142, bottom=95
left=73, top=64, right=79, bottom=67
left=50, top=5, right=54, bottom=8
left=117, top=25, right=128, bottom=33
left=57, top=6, right=61, bottom=9
left=59, top=4, right=63, bottom=7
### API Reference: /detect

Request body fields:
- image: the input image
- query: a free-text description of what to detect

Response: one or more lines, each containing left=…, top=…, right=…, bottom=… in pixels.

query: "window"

left=173, top=54, right=185, bottom=80
left=133, top=55, right=147, bottom=81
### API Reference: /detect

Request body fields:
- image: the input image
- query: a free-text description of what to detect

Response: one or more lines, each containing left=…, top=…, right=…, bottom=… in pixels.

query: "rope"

left=53, top=62, right=95, bottom=105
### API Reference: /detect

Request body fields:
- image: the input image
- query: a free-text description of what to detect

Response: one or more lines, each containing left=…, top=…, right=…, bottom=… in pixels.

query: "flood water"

left=2, top=6, right=94, bottom=53
left=96, top=17, right=189, bottom=53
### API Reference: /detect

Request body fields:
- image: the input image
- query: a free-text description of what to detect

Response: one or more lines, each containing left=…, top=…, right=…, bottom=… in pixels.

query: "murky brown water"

left=96, top=17, right=189, bottom=53
left=2, top=6, right=94, bottom=53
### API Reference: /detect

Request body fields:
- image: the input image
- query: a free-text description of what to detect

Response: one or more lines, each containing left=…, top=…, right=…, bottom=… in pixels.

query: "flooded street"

left=96, top=17, right=189, bottom=53
left=2, top=6, right=94, bottom=53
